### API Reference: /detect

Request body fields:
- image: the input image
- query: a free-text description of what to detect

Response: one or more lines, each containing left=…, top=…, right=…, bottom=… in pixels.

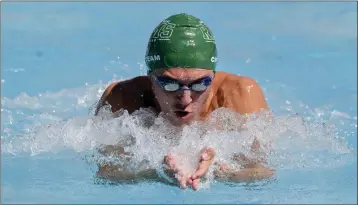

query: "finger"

left=192, top=164, right=206, bottom=179
left=191, top=148, right=216, bottom=179
left=179, top=180, right=187, bottom=189
left=187, top=178, right=193, bottom=185
left=163, top=154, right=183, bottom=180
left=177, top=173, right=187, bottom=189
left=192, top=178, right=200, bottom=190
left=191, top=159, right=212, bottom=179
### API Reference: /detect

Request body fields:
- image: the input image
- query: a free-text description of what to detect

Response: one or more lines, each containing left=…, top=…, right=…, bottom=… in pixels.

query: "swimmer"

left=94, top=13, right=275, bottom=190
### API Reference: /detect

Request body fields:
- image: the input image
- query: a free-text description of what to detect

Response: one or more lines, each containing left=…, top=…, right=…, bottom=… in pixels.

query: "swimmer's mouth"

left=174, top=111, right=192, bottom=119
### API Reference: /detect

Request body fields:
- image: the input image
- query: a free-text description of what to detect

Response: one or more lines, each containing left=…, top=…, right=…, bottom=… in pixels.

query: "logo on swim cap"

left=145, top=13, right=217, bottom=74
left=199, top=26, right=215, bottom=42
left=149, top=20, right=176, bottom=41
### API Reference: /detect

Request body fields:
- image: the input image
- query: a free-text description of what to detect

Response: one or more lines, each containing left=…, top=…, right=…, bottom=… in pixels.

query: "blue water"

left=1, top=2, right=357, bottom=204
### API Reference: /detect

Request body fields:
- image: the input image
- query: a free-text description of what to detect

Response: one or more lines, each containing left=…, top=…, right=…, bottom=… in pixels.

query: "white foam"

left=1, top=78, right=356, bottom=185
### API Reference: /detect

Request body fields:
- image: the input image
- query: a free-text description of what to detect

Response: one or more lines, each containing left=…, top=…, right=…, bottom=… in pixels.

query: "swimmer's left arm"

left=214, top=138, right=275, bottom=182
left=201, top=76, right=273, bottom=183
left=232, top=77, right=275, bottom=181
left=214, top=163, right=275, bottom=182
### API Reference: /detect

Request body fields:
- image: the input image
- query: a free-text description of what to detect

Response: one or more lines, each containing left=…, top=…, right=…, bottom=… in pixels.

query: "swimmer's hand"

left=162, top=147, right=216, bottom=190
left=162, top=153, right=188, bottom=189
left=187, top=147, right=216, bottom=190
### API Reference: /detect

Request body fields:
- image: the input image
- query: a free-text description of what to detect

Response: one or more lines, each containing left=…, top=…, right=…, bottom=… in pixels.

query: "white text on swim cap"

left=146, top=55, right=161, bottom=62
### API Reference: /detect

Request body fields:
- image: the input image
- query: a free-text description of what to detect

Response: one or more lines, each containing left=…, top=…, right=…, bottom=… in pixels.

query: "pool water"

left=1, top=2, right=357, bottom=204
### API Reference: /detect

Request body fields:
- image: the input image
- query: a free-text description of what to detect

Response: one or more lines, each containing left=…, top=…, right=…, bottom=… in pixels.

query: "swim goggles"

left=154, top=74, right=213, bottom=92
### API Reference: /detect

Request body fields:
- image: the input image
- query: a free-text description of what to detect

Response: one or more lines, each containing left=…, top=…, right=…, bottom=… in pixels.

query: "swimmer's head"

left=145, top=13, right=217, bottom=126
left=145, top=13, right=218, bottom=74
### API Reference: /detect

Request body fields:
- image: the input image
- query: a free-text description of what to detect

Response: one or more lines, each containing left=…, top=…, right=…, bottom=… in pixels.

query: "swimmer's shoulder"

left=214, top=71, right=262, bottom=94
left=95, top=76, right=152, bottom=115
left=211, top=71, right=268, bottom=113
left=109, top=76, right=151, bottom=94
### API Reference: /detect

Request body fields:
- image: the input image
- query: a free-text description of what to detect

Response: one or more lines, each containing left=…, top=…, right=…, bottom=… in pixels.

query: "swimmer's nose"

left=177, top=89, right=192, bottom=106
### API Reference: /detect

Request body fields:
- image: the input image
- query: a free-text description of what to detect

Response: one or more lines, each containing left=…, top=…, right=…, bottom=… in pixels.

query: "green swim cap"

left=145, top=13, right=218, bottom=74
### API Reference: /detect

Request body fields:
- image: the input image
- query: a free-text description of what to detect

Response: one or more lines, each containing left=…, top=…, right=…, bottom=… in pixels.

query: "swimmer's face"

left=150, top=68, right=214, bottom=126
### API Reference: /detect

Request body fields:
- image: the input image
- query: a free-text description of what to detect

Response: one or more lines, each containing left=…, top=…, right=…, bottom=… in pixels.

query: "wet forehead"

left=157, top=68, right=214, bottom=80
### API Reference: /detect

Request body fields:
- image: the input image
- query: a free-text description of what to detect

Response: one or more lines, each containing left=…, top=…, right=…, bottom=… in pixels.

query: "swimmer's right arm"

left=95, top=144, right=158, bottom=182
left=96, top=163, right=158, bottom=182
left=95, top=83, right=161, bottom=182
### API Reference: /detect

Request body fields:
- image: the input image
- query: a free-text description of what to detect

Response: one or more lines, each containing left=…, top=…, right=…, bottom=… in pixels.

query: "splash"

left=1, top=78, right=356, bottom=186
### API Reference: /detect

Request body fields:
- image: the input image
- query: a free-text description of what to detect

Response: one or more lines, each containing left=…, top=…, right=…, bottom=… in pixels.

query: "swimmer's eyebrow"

left=158, top=75, right=178, bottom=81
